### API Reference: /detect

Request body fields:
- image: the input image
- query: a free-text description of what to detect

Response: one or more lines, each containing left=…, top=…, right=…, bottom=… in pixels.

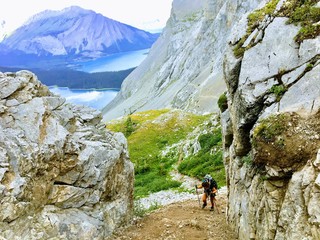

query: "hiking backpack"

left=210, top=178, right=218, bottom=189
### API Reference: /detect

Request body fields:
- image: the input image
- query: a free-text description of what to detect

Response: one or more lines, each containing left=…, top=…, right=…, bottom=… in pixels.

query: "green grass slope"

left=106, top=109, right=225, bottom=198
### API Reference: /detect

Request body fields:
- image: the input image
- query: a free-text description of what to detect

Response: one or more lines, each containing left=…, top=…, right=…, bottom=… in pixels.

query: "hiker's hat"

left=204, top=174, right=212, bottom=180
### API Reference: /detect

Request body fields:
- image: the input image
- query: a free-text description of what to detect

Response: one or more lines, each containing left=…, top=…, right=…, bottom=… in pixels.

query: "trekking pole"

left=195, top=185, right=201, bottom=208
left=214, top=199, right=220, bottom=214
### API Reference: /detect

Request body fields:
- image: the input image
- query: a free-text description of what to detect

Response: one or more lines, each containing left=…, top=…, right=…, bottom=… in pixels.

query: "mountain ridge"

left=0, top=6, right=159, bottom=69
left=101, top=0, right=263, bottom=121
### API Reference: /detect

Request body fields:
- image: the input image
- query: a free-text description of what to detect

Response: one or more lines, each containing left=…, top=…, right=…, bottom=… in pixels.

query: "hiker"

left=196, top=174, right=218, bottom=211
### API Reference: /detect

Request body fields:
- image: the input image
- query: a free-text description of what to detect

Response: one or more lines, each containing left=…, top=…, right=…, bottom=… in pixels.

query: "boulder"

left=0, top=71, right=134, bottom=239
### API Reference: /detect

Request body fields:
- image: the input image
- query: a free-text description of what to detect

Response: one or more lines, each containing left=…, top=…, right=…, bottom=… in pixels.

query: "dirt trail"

left=108, top=192, right=237, bottom=240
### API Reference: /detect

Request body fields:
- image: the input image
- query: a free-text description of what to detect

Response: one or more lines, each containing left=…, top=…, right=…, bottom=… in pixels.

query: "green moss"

left=306, top=63, right=314, bottom=71
left=241, top=154, right=253, bottom=166
left=233, top=0, right=279, bottom=58
left=281, top=0, right=320, bottom=42
left=217, top=92, right=228, bottom=112
left=247, top=0, right=279, bottom=31
left=269, top=84, right=287, bottom=101
left=253, top=114, right=289, bottom=143
left=288, top=4, right=320, bottom=23
left=233, top=36, right=247, bottom=58
left=295, top=25, right=320, bottom=43
left=234, top=0, right=320, bottom=57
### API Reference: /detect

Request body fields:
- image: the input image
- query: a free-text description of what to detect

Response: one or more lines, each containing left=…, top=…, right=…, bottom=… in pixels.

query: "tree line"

left=0, top=66, right=135, bottom=89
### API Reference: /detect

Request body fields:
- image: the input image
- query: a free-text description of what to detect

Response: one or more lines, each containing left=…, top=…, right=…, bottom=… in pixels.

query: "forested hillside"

left=0, top=66, right=134, bottom=88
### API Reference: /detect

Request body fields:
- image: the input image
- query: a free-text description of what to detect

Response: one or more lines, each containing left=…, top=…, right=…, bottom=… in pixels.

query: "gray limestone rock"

left=262, top=63, right=320, bottom=118
left=0, top=71, right=134, bottom=239
left=299, top=38, right=320, bottom=63
left=102, top=0, right=264, bottom=121
left=278, top=64, right=320, bottom=115
left=221, top=2, right=320, bottom=239
left=239, top=17, right=301, bottom=86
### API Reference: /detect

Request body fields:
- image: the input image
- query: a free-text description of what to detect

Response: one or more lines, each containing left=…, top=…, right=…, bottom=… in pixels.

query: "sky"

left=0, top=0, right=173, bottom=40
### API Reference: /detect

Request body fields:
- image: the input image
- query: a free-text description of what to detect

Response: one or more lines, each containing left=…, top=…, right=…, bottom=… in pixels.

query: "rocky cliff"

left=0, top=71, right=134, bottom=239
left=221, top=0, right=320, bottom=239
left=102, top=0, right=265, bottom=121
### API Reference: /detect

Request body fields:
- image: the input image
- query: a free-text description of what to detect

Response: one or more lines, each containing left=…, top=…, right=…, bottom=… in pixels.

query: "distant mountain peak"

left=23, top=6, right=94, bottom=27
left=62, top=5, right=89, bottom=12
left=0, top=6, right=159, bottom=69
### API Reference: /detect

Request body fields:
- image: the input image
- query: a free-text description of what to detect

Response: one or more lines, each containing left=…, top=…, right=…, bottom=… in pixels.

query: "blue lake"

left=75, top=48, right=150, bottom=73
left=47, top=49, right=150, bottom=109
left=49, top=87, right=119, bottom=110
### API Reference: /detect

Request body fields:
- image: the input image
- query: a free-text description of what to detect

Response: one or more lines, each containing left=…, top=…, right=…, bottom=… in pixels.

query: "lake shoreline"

left=48, top=86, right=121, bottom=91
left=48, top=86, right=119, bottom=110
left=75, top=48, right=150, bottom=73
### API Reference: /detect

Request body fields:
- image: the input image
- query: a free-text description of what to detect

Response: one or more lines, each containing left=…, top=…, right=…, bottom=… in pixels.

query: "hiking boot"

left=202, top=202, right=207, bottom=209
left=210, top=206, right=214, bottom=211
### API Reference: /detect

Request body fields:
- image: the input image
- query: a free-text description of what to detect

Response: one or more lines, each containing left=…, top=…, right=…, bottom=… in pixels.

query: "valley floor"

left=107, top=189, right=237, bottom=240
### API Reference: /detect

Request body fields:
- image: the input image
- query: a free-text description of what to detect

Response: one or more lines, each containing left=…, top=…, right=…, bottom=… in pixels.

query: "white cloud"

left=66, top=91, right=102, bottom=102
left=49, top=87, right=119, bottom=109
